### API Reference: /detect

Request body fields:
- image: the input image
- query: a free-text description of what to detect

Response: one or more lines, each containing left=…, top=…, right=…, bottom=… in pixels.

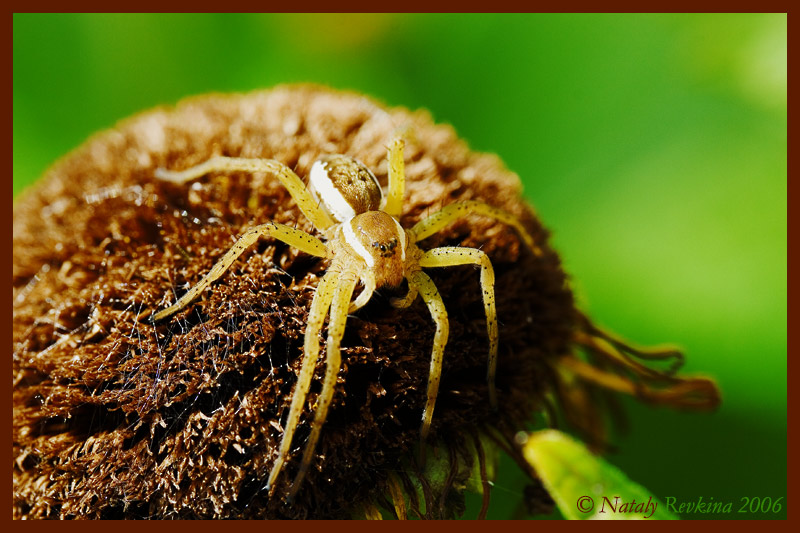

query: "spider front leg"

left=410, top=200, right=539, bottom=255
left=383, top=137, right=405, bottom=217
left=266, top=269, right=338, bottom=494
left=406, top=269, right=449, bottom=445
left=419, top=247, right=499, bottom=408
left=153, top=222, right=328, bottom=322
left=156, top=156, right=336, bottom=231
left=288, top=269, right=359, bottom=500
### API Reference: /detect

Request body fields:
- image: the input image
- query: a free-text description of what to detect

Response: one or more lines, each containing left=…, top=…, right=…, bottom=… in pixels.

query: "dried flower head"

left=13, top=86, right=719, bottom=519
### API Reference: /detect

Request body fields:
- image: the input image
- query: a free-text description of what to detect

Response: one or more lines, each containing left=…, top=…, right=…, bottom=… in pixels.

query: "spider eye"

left=372, top=240, right=399, bottom=257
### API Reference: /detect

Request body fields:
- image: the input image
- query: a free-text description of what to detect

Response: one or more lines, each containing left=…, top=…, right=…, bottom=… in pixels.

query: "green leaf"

left=521, top=429, right=679, bottom=520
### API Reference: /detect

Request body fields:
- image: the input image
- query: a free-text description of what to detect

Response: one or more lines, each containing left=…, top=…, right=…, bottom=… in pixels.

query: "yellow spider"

left=152, top=137, right=536, bottom=500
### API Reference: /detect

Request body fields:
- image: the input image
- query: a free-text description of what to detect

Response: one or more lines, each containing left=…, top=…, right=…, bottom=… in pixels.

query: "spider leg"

left=420, top=247, right=499, bottom=408
left=383, top=137, right=405, bottom=217
left=156, top=156, right=336, bottom=231
left=153, top=222, right=328, bottom=322
left=289, top=268, right=359, bottom=500
left=406, top=270, right=449, bottom=445
left=390, top=283, right=418, bottom=309
left=266, top=269, right=338, bottom=493
left=348, top=270, right=376, bottom=313
left=408, top=200, right=539, bottom=254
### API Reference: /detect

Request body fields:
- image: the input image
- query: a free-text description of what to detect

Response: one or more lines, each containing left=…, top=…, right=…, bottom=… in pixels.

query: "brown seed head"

left=12, top=85, right=716, bottom=520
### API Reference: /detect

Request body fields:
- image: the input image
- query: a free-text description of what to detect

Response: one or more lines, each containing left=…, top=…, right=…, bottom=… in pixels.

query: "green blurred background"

left=13, top=14, right=786, bottom=519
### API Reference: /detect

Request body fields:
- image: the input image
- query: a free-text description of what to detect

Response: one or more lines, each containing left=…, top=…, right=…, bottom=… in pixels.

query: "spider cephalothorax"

left=153, top=137, right=537, bottom=500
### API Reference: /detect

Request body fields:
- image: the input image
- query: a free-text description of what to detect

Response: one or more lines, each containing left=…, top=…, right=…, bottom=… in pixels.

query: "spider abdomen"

left=308, top=154, right=382, bottom=223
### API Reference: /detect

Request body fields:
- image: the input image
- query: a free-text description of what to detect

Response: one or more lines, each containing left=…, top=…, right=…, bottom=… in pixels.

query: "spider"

left=152, top=137, right=537, bottom=500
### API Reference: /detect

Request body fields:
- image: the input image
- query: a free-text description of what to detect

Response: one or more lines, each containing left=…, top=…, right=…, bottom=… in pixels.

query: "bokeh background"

left=13, top=13, right=786, bottom=519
